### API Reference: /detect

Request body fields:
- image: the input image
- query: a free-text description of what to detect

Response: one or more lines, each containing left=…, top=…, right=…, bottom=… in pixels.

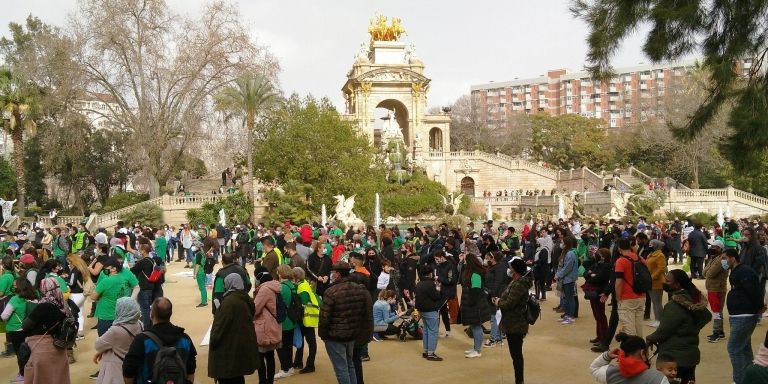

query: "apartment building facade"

left=470, top=59, right=754, bottom=129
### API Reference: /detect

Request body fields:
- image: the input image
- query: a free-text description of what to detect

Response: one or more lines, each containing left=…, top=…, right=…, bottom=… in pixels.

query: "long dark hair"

left=461, top=253, right=486, bottom=286
left=669, top=269, right=703, bottom=303
left=561, top=235, right=578, bottom=256
left=14, top=277, right=36, bottom=301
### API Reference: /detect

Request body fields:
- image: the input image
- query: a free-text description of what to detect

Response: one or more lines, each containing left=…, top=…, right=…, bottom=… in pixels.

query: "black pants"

left=439, top=301, right=451, bottom=332
left=7, top=330, right=25, bottom=375
left=278, top=330, right=294, bottom=372
left=258, top=350, right=275, bottom=384
left=293, top=326, right=317, bottom=368
left=534, top=271, right=548, bottom=300
left=678, top=365, right=696, bottom=384
left=352, top=345, right=365, bottom=384
left=215, top=377, right=245, bottom=384
left=690, top=257, right=704, bottom=278
left=602, top=296, right=619, bottom=347
left=644, top=294, right=651, bottom=319
left=506, top=333, right=525, bottom=384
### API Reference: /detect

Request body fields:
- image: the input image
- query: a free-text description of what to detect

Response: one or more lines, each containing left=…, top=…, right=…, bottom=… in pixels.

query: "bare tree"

left=73, top=0, right=279, bottom=196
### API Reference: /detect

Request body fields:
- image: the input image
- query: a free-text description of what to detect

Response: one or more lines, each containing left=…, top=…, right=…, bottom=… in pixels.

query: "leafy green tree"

left=572, top=0, right=768, bottom=172
left=186, top=193, right=254, bottom=226
left=0, top=157, right=16, bottom=200
left=254, top=94, right=378, bottom=212
left=0, top=67, right=38, bottom=216
left=530, top=114, right=609, bottom=169
left=214, top=73, right=281, bottom=211
left=101, top=192, right=150, bottom=213
left=23, top=135, right=45, bottom=205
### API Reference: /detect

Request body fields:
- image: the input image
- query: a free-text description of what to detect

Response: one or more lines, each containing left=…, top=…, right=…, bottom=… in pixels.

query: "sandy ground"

left=1, top=261, right=760, bottom=384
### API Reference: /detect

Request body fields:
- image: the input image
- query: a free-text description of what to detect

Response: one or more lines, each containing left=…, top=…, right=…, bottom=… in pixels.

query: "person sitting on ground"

left=372, top=289, right=404, bottom=341
left=589, top=332, right=669, bottom=384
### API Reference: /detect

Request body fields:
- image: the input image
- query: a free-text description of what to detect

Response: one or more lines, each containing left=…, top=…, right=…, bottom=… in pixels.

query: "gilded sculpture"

left=368, top=14, right=406, bottom=41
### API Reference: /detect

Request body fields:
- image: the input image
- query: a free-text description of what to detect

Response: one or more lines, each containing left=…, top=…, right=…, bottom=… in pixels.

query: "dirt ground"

left=1, top=261, right=759, bottom=384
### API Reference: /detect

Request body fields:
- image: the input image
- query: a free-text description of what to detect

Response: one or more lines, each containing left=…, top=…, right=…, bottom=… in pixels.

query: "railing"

left=582, top=167, right=606, bottom=189
left=93, top=197, right=163, bottom=226
left=470, top=196, right=521, bottom=204
left=734, top=189, right=768, bottom=207
left=671, top=189, right=728, bottom=198
left=627, top=166, right=653, bottom=184
left=434, top=150, right=559, bottom=179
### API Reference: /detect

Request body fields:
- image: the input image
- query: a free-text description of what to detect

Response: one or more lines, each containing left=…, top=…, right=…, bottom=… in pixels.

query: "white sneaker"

left=443, top=331, right=451, bottom=337
left=274, top=370, right=293, bottom=380
left=464, top=349, right=475, bottom=355
left=649, top=321, right=660, bottom=328
left=465, top=350, right=482, bottom=358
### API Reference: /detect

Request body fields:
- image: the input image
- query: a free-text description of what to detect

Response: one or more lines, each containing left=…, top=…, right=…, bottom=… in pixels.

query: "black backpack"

left=204, top=256, right=216, bottom=274
left=622, top=256, right=652, bottom=294
left=274, top=292, right=288, bottom=323
left=143, top=331, right=187, bottom=384
left=52, top=315, right=79, bottom=349
left=524, top=293, right=541, bottom=325
left=281, top=282, right=304, bottom=324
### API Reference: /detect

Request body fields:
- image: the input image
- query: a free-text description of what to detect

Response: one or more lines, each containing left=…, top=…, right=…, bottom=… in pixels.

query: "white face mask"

left=507, top=269, right=514, bottom=278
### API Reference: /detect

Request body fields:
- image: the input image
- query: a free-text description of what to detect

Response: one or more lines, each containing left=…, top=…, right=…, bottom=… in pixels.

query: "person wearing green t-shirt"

left=0, top=256, right=16, bottom=298
left=724, top=221, right=741, bottom=250
left=194, top=246, right=209, bottom=307
left=92, top=258, right=139, bottom=336
left=1, top=277, right=37, bottom=374
left=155, top=229, right=168, bottom=263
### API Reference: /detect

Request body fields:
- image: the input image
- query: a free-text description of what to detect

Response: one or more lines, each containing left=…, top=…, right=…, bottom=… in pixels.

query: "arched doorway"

left=429, top=127, right=443, bottom=152
left=374, top=99, right=409, bottom=146
left=460, top=176, right=475, bottom=197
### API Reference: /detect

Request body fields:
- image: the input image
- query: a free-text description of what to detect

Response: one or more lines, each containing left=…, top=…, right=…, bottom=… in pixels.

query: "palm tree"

left=0, top=67, right=38, bottom=217
left=215, top=73, right=281, bottom=218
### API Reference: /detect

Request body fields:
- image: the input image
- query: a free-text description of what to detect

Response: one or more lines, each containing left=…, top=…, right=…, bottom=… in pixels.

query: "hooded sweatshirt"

left=589, top=350, right=669, bottom=384
left=646, top=289, right=712, bottom=367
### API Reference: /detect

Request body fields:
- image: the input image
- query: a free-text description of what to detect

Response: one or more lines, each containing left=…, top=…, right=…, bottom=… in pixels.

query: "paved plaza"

left=0, top=261, right=755, bottom=384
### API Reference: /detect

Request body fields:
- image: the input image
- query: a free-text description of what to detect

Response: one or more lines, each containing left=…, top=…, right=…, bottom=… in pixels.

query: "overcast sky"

left=1, top=0, right=666, bottom=110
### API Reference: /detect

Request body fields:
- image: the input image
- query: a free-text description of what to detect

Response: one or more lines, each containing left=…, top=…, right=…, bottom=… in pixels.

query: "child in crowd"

left=656, top=354, right=680, bottom=384
left=398, top=308, right=423, bottom=341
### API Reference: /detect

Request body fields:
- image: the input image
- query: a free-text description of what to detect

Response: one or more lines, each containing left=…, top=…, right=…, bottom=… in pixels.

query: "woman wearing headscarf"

left=22, top=277, right=73, bottom=384
left=93, top=297, right=143, bottom=383
left=209, top=274, right=259, bottom=384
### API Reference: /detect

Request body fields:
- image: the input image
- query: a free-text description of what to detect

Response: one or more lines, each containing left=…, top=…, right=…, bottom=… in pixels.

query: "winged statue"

left=332, top=195, right=361, bottom=229
left=440, top=192, right=464, bottom=216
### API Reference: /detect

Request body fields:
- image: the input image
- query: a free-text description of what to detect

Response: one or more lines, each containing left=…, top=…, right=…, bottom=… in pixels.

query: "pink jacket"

left=253, top=280, right=282, bottom=349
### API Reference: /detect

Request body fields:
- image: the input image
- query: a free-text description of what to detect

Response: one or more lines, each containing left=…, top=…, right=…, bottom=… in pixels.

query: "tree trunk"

left=148, top=173, right=161, bottom=198
left=247, top=116, right=255, bottom=222
left=11, top=111, right=25, bottom=217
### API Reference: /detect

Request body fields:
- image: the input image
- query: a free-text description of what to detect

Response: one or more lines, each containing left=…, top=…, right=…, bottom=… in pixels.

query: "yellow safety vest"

left=296, top=280, right=320, bottom=328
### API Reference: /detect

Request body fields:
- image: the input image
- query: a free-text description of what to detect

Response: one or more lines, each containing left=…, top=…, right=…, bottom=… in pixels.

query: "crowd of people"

left=0, top=215, right=767, bottom=384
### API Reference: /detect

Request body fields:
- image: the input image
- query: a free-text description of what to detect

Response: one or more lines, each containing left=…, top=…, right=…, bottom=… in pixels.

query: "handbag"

left=17, top=341, right=31, bottom=367
left=582, top=283, right=599, bottom=301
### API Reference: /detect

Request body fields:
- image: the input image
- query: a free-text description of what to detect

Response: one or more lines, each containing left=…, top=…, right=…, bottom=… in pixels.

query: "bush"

left=186, top=192, right=253, bottom=226
left=121, top=204, right=164, bottom=228
left=688, top=212, right=717, bottom=227
left=101, top=192, right=150, bottom=213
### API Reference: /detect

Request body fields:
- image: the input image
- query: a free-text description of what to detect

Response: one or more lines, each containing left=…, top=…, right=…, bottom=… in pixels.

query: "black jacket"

left=399, top=255, right=419, bottom=294
left=740, top=242, right=768, bottom=280
left=123, top=322, right=197, bottom=383
left=585, top=261, right=613, bottom=295
left=460, top=273, right=492, bottom=326
left=415, top=280, right=442, bottom=313
left=435, top=260, right=458, bottom=300
left=727, top=264, right=764, bottom=316
left=485, top=262, right=509, bottom=298
left=687, top=229, right=709, bottom=259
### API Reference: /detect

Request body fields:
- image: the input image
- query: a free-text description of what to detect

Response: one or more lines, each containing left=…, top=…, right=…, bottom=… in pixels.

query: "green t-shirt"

left=95, top=270, right=137, bottom=320
left=725, top=231, right=741, bottom=248
left=155, top=237, right=168, bottom=260
left=0, top=271, right=15, bottom=296
left=330, top=228, right=343, bottom=237
left=5, top=296, right=31, bottom=331
left=471, top=272, right=482, bottom=289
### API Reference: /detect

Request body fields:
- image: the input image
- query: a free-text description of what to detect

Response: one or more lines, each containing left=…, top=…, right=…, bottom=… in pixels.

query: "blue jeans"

left=325, top=340, right=356, bottom=384
left=185, top=248, right=194, bottom=263
left=471, top=325, right=484, bottom=352
left=421, top=311, right=439, bottom=353
left=97, top=319, right=113, bottom=336
left=728, top=315, right=758, bottom=384
left=137, top=290, right=153, bottom=329
left=489, top=310, right=503, bottom=342
left=562, top=282, right=576, bottom=318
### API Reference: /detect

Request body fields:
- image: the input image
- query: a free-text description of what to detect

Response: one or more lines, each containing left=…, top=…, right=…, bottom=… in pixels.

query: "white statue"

left=0, top=199, right=16, bottom=226
left=332, top=195, right=362, bottom=229
left=355, top=42, right=370, bottom=63
left=405, top=43, right=420, bottom=63
left=605, top=190, right=630, bottom=219
left=440, top=192, right=465, bottom=216
left=380, top=109, right=404, bottom=146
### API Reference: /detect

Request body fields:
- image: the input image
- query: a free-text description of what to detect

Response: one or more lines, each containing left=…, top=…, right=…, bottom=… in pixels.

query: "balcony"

left=640, top=84, right=648, bottom=90
left=609, top=95, right=620, bottom=101
left=609, top=86, right=618, bottom=92
left=640, top=74, right=652, bottom=80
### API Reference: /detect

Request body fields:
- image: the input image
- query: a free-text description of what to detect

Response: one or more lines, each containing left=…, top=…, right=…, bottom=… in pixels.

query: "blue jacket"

left=555, top=250, right=579, bottom=284
left=372, top=299, right=398, bottom=327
